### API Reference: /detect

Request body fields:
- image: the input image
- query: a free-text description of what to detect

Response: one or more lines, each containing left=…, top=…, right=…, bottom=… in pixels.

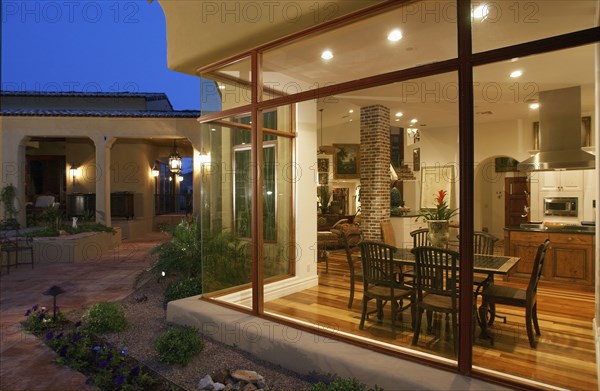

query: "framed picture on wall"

left=318, top=172, right=328, bottom=185
left=333, top=144, right=360, bottom=179
left=413, top=148, right=420, bottom=171
left=317, top=158, right=329, bottom=173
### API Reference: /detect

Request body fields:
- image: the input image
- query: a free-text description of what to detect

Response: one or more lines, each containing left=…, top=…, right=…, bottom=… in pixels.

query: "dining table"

left=391, top=247, right=520, bottom=337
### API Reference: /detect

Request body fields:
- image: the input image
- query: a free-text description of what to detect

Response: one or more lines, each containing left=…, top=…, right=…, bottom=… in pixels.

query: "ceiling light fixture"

left=349, top=109, right=354, bottom=114
left=472, top=4, right=490, bottom=20
left=510, top=70, right=523, bottom=78
left=410, top=118, right=418, bottom=124
left=395, top=112, right=403, bottom=118
left=321, top=50, right=333, bottom=60
left=387, top=29, right=403, bottom=42
left=529, top=103, right=540, bottom=110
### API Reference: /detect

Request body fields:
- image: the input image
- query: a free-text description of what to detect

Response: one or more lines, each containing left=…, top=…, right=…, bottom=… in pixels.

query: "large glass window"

left=472, top=44, right=597, bottom=390
left=472, top=1, right=597, bottom=53
left=200, top=57, right=252, bottom=114
left=262, top=1, right=457, bottom=100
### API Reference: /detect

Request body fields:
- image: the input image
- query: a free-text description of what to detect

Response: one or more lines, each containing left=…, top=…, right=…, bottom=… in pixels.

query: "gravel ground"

left=104, top=279, right=313, bottom=391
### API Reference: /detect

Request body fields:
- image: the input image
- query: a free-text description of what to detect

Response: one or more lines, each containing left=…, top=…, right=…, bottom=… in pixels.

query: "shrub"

left=84, top=302, right=127, bottom=333
left=310, top=377, right=384, bottom=391
left=154, top=326, right=203, bottom=366
left=165, top=278, right=202, bottom=302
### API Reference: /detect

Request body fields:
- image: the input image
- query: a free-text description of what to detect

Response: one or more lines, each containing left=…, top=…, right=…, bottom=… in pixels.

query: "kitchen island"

left=504, top=226, right=595, bottom=291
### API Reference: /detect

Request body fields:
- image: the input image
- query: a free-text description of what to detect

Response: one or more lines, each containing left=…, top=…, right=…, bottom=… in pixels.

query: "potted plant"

left=318, top=185, right=331, bottom=214
left=0, top=184, right=19, bottom=230
left=417, top=189, right=458, bottom=246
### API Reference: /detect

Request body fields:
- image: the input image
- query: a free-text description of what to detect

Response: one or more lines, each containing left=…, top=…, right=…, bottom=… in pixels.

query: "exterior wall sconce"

left=69, top=165, right=82, bottom=178
left=199, top=151, right=211, bottom=164
left=169, top=140, right=182, bottom=174
left=151, top=163, right=160, bottom=177
left=176, top=175, right=184, bottom=182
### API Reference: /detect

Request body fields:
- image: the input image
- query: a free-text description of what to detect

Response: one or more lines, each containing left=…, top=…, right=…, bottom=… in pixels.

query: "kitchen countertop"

left=505, top=226, right=595, bottom=234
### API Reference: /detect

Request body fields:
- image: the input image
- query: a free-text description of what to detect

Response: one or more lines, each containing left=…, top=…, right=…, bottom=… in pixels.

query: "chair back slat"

left=528, top=239, right=550, bottom=297
left=360, top=241, right=397, bottom=292
left=381, top=221, right=396, bottom=247
left=413, top=246, right=459, bottom=299
left=410, top=228, right=430, bottom=248
left=473, top=231, right=497, bottom=255
left=341, top=225, right=363, bottom=268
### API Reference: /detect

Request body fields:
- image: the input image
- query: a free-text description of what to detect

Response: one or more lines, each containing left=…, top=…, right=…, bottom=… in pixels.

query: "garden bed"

left=31, top=228, right=121, bottom=264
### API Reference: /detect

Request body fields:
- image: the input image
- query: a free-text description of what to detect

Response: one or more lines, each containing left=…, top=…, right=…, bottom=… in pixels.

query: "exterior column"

left=0, top=135, right=27, bottom=226
left=92, top=136, right=115, bottom=226
left=360, top=105, right=390, bottom=241
left=184, top=132, right=203, bottom=218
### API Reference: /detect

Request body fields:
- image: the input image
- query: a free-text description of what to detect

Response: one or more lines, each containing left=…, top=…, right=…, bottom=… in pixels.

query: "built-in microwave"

left=543, top=197, right=578, bottom=217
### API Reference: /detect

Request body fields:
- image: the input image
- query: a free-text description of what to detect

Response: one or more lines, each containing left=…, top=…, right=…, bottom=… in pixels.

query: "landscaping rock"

left=241, top=383, right=257, bottom=391
left=198, top=374, right=215, bottom=390
left=213, top=383, right=226, bottom=391
left=213, top=368, right=230, bottom=384
left=232, top=369, right=264, bottom=383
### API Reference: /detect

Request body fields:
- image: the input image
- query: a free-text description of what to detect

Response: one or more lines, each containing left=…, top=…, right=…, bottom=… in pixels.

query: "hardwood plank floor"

left=264, top=253, right=597, bottom=390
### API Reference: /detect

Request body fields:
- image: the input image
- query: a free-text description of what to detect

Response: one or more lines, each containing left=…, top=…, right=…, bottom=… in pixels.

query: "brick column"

left=360, top=105, right=390, bottom=241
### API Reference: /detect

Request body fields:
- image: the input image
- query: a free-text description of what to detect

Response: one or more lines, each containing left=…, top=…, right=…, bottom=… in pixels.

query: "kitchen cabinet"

left=505, top=229, right=594, bottom=291
left=539, top=170, right=583, bottom=192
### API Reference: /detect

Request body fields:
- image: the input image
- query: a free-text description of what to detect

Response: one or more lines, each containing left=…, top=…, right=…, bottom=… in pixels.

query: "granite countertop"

left=505, top=226, right=595, bottom=234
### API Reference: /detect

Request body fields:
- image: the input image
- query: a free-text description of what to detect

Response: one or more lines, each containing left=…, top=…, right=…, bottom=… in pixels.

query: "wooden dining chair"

left=411, top=246, right=460, bottom=352
left=340, top=224, right=364, bottom=308
left=359, top=241, right=414, bottom=336
left=478, top=239, right=550, bottom=348
left=380, top=221, right=396, bottom=247
left=469, top=232, right=501, bottom=321
left=410, top=228, right=430, bottom=247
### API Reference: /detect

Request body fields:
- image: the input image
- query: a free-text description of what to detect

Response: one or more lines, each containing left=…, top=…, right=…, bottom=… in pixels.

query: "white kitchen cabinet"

left=539, top=170, right=583, bottom=192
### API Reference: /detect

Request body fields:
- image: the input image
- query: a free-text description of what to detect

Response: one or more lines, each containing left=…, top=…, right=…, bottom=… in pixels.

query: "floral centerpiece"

left=418, top=190, right=458, bottom=246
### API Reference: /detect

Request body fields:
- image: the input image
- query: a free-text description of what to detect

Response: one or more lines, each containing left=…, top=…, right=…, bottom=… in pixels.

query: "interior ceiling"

left=161, top=1, right=597, bottom=130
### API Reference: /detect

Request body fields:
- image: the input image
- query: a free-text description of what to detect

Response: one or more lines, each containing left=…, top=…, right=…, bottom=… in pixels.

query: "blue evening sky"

left=1, top=1, right=203, bottom=110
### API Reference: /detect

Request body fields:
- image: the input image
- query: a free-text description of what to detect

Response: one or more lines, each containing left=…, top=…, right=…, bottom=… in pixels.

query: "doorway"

left=505, top=176, right=530, bottom=228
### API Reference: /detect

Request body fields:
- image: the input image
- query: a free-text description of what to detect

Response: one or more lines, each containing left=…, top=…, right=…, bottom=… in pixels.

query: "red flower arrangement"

left=418, top=189, right=459, bottom=221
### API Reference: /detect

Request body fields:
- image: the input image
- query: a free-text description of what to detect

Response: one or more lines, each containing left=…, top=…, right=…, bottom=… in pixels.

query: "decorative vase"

left=427, top=220, right=449, bottom=247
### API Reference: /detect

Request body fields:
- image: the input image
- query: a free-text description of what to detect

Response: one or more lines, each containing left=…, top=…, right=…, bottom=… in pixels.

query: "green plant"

left=154, top=326, right=203, bottom=366
left=318, top=185, right=331, bottom=208
left=136, top=218, right=202, bottom=286
left=41, top=204, right=63, bottom=232
left=165, top=278, right=202, bottom=302
left=417, top=189, right=459, bottom=221
left=83, top=302, right=127, bottom=334
left=310, top=377, right=384, bottom=391
left=0, top=184, right=19, bottom=229
left=201, top=228, right=250, bottom=292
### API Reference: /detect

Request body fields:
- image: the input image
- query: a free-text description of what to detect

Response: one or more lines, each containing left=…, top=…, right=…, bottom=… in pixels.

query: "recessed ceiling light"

left=529, top=103, right=540, bottom=110
left=395, top=119, right=400, bottom=122
left=211, top=128, right=216, bottom=131
left=387, top=29, right=403, bottom=42
left=510, top=70, right=523, bottom=78
left=395, top=112, right=403, bottom=118
left=349, top=119, right=353, bottom=122
left=472, top=4, right=490, bottom=20
left=321, top=50, right=333, bottom=60
left=410, top=118, right=418, bottom=124
left=510, top=57, right=519, bottom=62
left=349, top=109, right=354, bottom=114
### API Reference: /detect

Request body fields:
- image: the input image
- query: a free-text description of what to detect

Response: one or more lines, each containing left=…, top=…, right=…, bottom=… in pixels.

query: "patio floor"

left=0, top=232, right=167, bottom=391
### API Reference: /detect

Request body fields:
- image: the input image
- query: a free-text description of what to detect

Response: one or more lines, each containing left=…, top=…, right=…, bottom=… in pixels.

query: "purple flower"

left=38, top=313, right=45, bottom=320
left=56, top=332, right=64, bottom=340
left=25, top=309, right=31, bottom=317
left=45, top=331, right=54, bottom=341
left=59, top=345, right=68, bottom=357
left=93, top=346, right=101, bottom=352
left=120, top=347, right=128, bottom=356
left=129, top=366, right=140, bottom=377
left=32, top=304, right=39, bottom=311
left=74, top=321, right=82, bottom=328
left=114, top=375, right=126, bottom=385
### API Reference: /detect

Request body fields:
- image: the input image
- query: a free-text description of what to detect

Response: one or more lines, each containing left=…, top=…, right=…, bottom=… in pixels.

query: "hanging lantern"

left=169, top=140, right=182, bottom=174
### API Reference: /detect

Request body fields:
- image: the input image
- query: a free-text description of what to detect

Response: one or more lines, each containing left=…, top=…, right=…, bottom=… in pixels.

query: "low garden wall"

left=32, top=227, right=122, bottom=264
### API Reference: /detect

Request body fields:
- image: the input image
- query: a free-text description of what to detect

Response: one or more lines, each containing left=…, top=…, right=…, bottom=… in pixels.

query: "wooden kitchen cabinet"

left=506, top=229, right=594, bottom=291
left=546, top=233, right=594, bottom=287
left=507, top=231, right=548, bottom=279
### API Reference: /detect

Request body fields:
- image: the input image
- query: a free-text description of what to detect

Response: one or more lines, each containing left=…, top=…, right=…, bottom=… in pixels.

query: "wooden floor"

left=265, top=253, right=597, bottom=390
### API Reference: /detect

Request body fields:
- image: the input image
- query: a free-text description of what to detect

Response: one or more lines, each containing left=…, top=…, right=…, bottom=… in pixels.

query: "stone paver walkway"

left=0, top=232, right=166, bottom=391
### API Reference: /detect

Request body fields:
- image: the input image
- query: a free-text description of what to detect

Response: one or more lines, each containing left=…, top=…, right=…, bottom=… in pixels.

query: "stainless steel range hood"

left=518, top=86, right=595, bottom=171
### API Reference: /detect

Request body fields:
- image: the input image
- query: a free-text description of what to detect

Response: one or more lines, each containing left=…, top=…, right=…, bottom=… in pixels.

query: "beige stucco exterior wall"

left=0, top=115, right=202, bottom=228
